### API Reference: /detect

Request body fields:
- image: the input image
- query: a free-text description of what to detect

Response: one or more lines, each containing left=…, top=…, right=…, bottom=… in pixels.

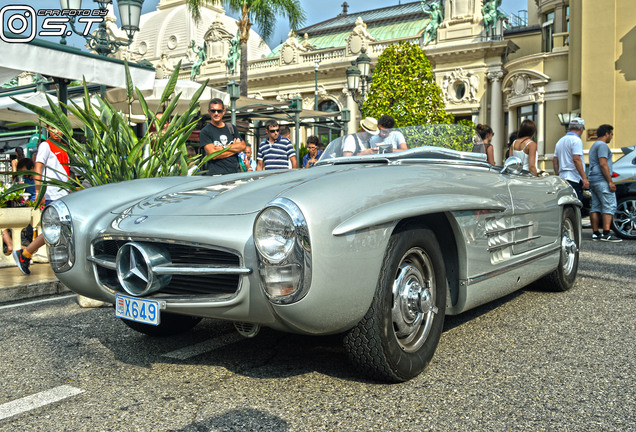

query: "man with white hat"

left=342, top=117, right=380, bottom=156
left=553, top=117, right=589, bottom=202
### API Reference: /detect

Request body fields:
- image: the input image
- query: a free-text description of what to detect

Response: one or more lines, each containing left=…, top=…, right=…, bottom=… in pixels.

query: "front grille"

left=92, top=238, right=243, bottom=300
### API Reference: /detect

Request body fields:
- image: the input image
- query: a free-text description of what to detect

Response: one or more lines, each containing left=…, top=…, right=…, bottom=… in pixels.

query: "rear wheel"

left=540, top=207, right=580, bottom=291
left=120, top=313, right=202, bottom=337
left=611, top=195, right=636, bottom=240
left=343, top=226, right=446, bottom=382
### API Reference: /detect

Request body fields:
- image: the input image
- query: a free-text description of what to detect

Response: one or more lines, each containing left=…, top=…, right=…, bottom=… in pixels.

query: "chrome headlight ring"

left=41, top=200, right=74, bottom=272
left=253, top=198, right=312, bottom=304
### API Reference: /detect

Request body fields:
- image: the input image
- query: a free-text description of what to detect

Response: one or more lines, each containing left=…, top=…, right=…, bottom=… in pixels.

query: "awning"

left=105, top=79, right=229, bottom=115
left=0, top=38, right=155, bottom=90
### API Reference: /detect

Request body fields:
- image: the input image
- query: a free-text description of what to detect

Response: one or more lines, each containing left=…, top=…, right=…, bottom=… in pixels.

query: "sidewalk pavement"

left=0, top=263, right=69, bottom=304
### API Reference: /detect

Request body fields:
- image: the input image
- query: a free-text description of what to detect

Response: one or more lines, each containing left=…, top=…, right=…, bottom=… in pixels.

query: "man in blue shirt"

left=553, top=117, right=589, bottom=202
left=588, top=124, right=621, bottom=242
left=302, top=136, right=322, bottom=168
left=257, top=120, right=297, bottom=170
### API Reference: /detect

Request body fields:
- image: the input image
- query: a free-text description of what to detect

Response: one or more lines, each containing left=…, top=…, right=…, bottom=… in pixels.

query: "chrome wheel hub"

left=391, top=248, right=438, bottom=353
left=560, top=218, right=577, bottom=275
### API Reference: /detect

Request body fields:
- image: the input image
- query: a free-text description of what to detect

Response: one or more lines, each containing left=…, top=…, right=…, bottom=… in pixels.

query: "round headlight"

left=41, top=205, right=62, bottom=244
left=254, top=207, right=295, bottom=263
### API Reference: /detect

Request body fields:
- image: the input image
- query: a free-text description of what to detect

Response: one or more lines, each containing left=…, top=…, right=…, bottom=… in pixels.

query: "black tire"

left=611, top=195, right=636, bottom=240
left=343, top=226, right=447, bottom=382
left=120, top=313, right=202, bottom=337
left=540, top=207, right=580, bottom=292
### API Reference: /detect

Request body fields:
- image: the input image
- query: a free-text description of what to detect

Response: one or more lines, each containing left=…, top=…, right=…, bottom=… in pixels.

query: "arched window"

left=318, top=100, right=338, bottom=112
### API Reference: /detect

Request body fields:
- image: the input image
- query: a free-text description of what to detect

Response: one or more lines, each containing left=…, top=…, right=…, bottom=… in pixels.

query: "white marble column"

left=344, top=89, right=358, bottom=134
left=507, top=109, right=514, bottom=139
left=537, top=96, right=545, bottom=158
left=488, top=71, right=504, bottom=165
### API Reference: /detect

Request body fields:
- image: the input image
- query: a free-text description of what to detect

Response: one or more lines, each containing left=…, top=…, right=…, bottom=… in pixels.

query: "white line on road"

left=162, top=332, right=244, bottom=360
left=0, top=294, right=76, bottom=311
left=0, top=385, right=84, bottom=421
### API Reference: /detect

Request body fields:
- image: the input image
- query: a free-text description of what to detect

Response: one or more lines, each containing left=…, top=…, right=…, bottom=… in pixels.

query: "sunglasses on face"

left=209, top=109, right=224, bottom=114
left=268, top=129, right=279, bottom=133
left=308, top=146, right=317, bottom=149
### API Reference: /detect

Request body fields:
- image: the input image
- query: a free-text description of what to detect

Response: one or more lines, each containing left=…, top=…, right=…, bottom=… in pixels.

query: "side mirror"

left=501, top=156, right=523, bottom=175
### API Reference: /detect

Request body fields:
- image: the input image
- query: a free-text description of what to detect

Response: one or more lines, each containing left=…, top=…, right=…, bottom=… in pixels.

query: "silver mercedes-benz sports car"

left=41, top=125, right=581, bottom=382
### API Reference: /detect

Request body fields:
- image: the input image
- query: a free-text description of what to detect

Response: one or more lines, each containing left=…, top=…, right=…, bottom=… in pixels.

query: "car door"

left=503, top=172, right=562, bottom=255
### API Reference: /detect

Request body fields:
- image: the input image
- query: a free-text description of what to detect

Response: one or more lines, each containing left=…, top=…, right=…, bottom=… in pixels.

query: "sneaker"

left=591, top=232, right=601, bottom=241
left=600, top=233, right=623, bottom=243
left=12, top=250, right=31, bottom=275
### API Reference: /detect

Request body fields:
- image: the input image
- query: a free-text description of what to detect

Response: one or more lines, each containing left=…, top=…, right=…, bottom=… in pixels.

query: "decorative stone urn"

left=0, top=208, right=47, bottom=268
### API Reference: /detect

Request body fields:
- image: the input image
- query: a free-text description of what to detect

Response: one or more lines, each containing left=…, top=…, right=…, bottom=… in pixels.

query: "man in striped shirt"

left=256, top=120, right=297, bottom=170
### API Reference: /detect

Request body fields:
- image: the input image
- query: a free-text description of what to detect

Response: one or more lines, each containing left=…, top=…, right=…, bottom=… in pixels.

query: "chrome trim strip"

left=87, top=255, right=116, bottom=270
left=487, top=235, right=541, bottom=252
left=486, top=222, right=534, bottom=235
left=153, top=264, right=252, bottom=275
left=468, top=245, right=560, bottom=285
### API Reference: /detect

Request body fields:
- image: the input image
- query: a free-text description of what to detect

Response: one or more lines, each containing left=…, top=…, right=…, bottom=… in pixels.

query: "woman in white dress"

left=508, top=119, right=538, bottom=176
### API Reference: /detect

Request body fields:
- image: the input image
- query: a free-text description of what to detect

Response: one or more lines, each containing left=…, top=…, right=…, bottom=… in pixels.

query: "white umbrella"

left=105, top=79, right=230, bottom=116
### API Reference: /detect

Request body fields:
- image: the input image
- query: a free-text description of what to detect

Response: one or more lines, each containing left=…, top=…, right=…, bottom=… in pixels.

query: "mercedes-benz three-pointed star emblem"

left=115, top=242, right=171, bottom=296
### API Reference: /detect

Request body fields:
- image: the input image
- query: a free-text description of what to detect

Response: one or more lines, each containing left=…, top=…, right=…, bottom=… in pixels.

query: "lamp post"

left=345, top=48, right=372, bottom=110
left=227, top=80, right=240, bottom=125
left=340, top=108, right=350, bottom=136
left=59, top=0, right=144, bottom=57
left=314, top=59, right=320, bottom=135
left=557, top=112, right=579, bottom=132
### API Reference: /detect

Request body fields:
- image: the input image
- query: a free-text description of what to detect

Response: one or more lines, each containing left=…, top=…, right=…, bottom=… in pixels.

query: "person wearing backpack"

left=342, top=117, right=379, bottom=156
left=200, top=98, right=245, bottom=175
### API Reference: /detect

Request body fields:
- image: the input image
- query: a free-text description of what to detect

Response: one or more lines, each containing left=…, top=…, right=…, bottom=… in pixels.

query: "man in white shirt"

left=342, top=117, right=379, bottom=156
left=370, top=114, right=407, bottom=152
left=553, top=117, right=589, bottom=202
left=14, top=126, right=69, bottom=275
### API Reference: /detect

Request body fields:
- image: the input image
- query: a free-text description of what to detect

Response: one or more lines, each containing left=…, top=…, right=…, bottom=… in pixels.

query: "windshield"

left=318, top=124, right=482, bottom=163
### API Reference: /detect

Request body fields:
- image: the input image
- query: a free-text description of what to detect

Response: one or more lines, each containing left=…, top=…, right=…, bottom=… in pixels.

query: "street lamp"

left=227, top=80, right=240, bottom=125
left=314, top=59, right=320, bottom=135
left=59, top=0, right=144, bottom=57
left=345, top=48, right=372, bottom=110
left=557, top=112, right=579, bottom=131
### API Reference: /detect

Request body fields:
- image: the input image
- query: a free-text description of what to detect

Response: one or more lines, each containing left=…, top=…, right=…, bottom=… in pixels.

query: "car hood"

left=113, top=167, right=347, bottom=216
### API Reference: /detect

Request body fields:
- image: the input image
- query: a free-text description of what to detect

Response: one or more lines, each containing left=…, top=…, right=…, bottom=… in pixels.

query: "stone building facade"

left=115, top=0, right=636, bottom=169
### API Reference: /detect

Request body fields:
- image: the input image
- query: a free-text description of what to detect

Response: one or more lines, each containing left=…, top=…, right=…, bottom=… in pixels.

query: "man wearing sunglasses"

left=200, top=98, right=246, bottom=175
left=369, top=114, right=407, bottom=152
left=256, top=120, right=297, bottom=170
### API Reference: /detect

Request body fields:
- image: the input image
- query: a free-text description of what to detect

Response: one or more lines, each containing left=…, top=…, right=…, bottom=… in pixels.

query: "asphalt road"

left=0, top=233, right=634, bottom=431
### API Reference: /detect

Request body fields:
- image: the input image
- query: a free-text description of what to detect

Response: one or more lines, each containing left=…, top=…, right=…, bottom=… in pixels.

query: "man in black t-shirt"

left=200, top=98, right=246, bottom=175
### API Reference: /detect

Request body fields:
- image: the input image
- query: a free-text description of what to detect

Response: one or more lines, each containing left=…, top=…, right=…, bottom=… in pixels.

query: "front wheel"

left=540, top=207, right=580, bottom=291
left=120, top=313, right=202, bottom=337
left=343, top=226, right=446, bottom=382
left=611, top=195, right=636, bottom=240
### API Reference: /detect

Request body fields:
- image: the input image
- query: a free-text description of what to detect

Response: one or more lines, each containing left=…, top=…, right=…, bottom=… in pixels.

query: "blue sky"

left=0, top=0, right=529, bottom=49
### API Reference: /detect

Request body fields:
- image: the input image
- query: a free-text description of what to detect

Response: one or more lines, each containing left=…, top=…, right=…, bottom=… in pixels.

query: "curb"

left=0, top=280, right=70, bottom=304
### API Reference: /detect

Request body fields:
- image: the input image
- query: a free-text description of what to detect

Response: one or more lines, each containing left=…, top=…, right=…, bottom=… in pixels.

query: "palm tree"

left=186, top=0, right=306, bottom=97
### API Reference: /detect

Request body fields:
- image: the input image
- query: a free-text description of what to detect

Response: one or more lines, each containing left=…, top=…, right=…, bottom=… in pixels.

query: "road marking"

left=0, top=385, right=84, bottom=421
left=162, top=333, right=244, bottom=360
left=0, top=294, right=76, bottom=311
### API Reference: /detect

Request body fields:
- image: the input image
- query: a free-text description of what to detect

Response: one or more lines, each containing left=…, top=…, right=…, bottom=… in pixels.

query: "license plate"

left=115, top=295, right=160, bottom=326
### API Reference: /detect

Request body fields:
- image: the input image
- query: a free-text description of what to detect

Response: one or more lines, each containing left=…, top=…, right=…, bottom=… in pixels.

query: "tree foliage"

left=363, top=42, right=453, bottom=126
left=363, top=42, right=476, bottom=152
